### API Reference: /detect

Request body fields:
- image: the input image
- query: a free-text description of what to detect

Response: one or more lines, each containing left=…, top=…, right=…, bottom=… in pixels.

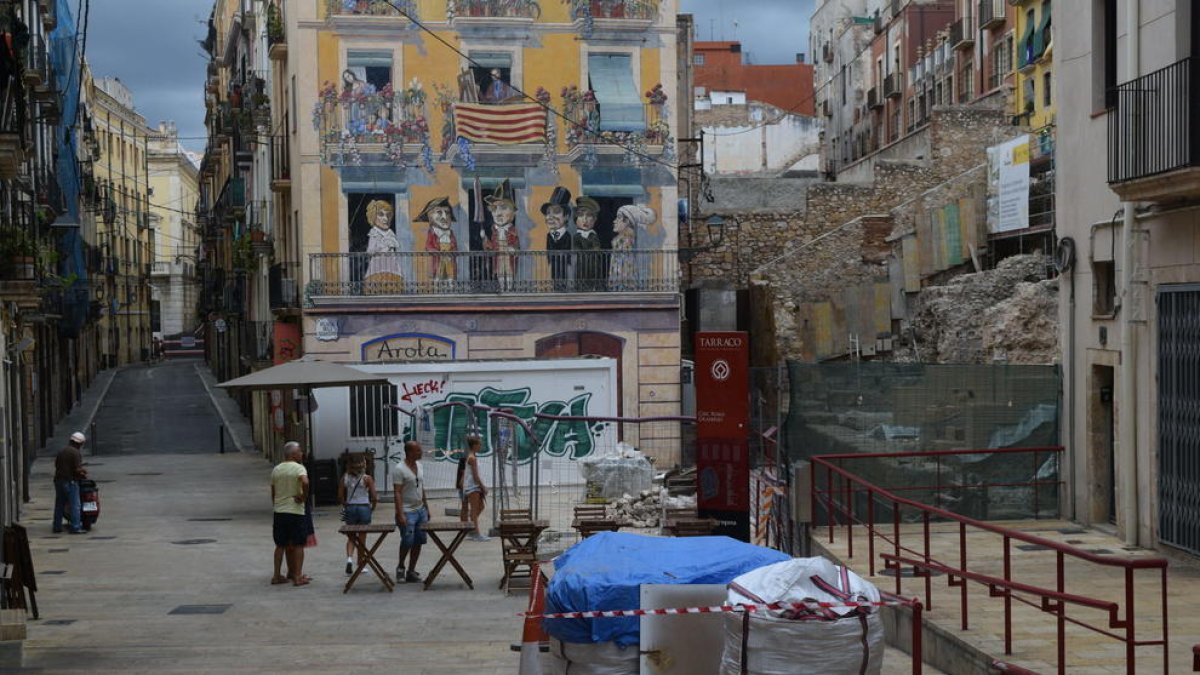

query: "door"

left=1157, top=285, right=1200, bottom=553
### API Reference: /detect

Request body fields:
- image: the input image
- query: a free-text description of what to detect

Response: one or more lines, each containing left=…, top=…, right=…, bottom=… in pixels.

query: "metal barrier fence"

left=811, top=447, right=1169, bottom=675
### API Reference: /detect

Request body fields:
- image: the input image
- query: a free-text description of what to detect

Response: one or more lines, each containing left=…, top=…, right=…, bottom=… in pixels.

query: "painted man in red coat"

left=417, top=196, right=458, bottom=289
left=483, top=180, right=520, bottom=291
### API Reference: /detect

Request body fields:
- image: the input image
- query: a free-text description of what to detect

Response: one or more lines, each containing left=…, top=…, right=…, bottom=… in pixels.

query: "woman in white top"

left=455, top=436, right=490, bottom=542
left=338, top=455, right=377, bottom=575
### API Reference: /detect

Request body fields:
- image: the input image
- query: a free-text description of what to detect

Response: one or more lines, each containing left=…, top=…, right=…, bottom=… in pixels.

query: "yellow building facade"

left=263, top=0, right=684, bottom=462
left=86, top=73, right=155, bottom=366
left=1012, top=0, right=1054, bottom=129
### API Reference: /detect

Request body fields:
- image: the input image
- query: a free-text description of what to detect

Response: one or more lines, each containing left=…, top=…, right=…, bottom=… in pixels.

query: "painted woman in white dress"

left=363, top=199, right=404, bottom=293
left=609, top=204, right=655, bottom=291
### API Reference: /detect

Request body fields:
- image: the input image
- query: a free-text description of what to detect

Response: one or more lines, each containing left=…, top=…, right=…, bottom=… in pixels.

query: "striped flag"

left=454, top=102, right=546, bottom=145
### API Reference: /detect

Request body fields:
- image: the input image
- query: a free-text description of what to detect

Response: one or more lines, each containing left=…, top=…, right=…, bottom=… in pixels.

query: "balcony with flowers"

left=447, top=0, right=540, bottom=28
left=561, top=83, right=671, bottom=164
left=323, top=0, right=418, bottom=29
left=565, top=0, right=659, bottom=34
left=312, top=78, right=434, bottom=170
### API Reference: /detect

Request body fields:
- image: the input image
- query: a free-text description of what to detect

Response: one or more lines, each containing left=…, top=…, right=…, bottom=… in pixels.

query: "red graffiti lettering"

left=400, top=379, right=445, bottom=403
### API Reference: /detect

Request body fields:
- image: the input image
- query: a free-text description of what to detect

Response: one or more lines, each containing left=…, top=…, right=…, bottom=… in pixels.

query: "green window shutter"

left=587, top=53, right=645, bottom=132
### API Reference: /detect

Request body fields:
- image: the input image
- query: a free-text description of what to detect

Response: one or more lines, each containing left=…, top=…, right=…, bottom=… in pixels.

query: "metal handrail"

left=811, top=447, right=1169, bottom=675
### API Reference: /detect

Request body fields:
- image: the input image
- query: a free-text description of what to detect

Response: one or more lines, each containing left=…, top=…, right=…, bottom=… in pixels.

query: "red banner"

left=694, top=331, right=750, bottom=540
left=453, top=102, right=547, bottom=145
left=273, top=322, right=301, bottom=365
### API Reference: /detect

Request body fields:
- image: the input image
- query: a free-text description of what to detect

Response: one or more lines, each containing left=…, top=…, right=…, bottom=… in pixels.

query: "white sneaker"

left=469, top=533, right=491, bottom=542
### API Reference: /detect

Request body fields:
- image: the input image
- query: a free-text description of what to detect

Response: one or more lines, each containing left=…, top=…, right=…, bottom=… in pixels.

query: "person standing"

left=542, top=187, right=573, bottom=292
left=53, top=432, right=88, bottom=534
left=457, top=436, right=490, bottom=542
left=339, top=455, right=377, bottom=575
left=271, top=441, right=311, bottom=587
left=393, top=440, right=429, bottom=584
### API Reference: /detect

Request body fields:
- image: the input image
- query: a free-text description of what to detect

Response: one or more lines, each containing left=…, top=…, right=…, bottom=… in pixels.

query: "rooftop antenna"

left=709, top=18, right=715, bottom=41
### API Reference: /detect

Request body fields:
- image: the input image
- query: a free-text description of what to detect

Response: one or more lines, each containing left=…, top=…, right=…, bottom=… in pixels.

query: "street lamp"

left=679, top=214, right=738, bottom=262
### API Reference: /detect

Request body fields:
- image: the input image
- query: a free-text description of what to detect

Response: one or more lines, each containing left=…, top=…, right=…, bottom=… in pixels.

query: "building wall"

left=694, top=41, right=815, bottom=115
left=1056, top=0, right=1194, bottom=547
left=149, top=122, right=201, bottom=337
left=1011, top=0, right=1054, bottom=129
left=697, top=102, right=822, bottom=174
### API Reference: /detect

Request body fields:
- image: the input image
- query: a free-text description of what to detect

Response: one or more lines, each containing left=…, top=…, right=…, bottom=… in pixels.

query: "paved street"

left=17, top=361, right=525, bottom=674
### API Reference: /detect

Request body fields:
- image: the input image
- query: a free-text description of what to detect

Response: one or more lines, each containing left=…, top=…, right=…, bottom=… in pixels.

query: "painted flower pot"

left=592, top=0, right=624, bottom=18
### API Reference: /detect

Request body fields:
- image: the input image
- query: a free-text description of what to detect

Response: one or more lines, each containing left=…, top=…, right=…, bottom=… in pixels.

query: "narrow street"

left=16, top=361, right=523, bottom=674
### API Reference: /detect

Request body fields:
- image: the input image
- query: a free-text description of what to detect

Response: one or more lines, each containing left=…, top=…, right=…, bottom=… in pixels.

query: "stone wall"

left=686, top=106, right=1042, bottom=363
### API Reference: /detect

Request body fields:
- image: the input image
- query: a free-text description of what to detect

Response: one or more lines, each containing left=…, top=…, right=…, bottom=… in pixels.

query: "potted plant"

left=0, top=224, right=36, bottom=279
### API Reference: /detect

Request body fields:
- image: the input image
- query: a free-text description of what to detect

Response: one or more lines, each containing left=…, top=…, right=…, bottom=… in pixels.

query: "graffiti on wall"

left=408, top=386, right=607, bottom=463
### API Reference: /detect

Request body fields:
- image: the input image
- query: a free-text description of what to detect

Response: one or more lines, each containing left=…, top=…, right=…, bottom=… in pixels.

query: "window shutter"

left=587, top=53, right=645, bottom=132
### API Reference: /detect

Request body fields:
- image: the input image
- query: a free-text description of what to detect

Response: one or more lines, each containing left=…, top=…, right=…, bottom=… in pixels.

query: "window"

left=349, top=383, right=399, bottom=438
left=588, top=53, right=644, bottom=132
left=1092, top=260, right=1116, bottom=315
left=1092, top=0, right=1117, bottom=109
left=1042, top=70, right=1052, bottom=107
left=468, top=51, right=515, bottom=103
left=693, top=54, right=705, bottom=66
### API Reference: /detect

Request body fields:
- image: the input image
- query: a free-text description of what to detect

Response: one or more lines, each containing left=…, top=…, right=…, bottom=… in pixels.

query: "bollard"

left=219, top=424, right=225, bottom=454
left=90, top=421, right=97, bottom=456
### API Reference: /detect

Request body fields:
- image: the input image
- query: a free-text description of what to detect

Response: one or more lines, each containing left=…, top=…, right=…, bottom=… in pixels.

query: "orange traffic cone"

left=518, top=562, right=548, bottom=675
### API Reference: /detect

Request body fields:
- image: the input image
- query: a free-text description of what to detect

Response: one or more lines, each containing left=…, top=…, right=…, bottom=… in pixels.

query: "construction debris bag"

left=578, top=443, right=653, bottom=500
left=545, top=637, right=638, bottom=675
left=719, top=557, right=885, bottom=675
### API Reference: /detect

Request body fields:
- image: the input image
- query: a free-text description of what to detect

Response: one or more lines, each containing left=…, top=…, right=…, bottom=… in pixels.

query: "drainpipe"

left=1118, top=0, right=1140, bottom=547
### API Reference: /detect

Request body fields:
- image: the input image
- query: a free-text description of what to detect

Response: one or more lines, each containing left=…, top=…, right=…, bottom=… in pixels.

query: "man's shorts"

left=344, top=504, right=372, bottom=525
left=400, top=506, right=429, bottom=547
left=273, top=512, right=307, bottom=547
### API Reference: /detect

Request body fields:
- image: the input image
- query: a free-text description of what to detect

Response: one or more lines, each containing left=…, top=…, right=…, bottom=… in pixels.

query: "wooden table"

left=498, top=519, right=549, bottom=594
left=339, top=523, right=397, bottom=593
left=662, top=517, right=719, bottom=537
left=572, top=517, right=627, bottom=539
left=420, top=520, right=475, bottom=591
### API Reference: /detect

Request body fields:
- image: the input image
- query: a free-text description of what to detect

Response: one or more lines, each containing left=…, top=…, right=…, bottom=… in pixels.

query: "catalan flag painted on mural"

left=453, top=103, right=547, bottom=145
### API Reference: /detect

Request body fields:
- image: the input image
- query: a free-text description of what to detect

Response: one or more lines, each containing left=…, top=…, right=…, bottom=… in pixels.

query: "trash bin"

left=310, top=459, right=339, bottom=506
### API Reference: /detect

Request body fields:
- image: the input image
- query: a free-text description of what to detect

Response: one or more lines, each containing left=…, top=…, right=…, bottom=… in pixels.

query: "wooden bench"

left=663, top=517, right=718, bottom=537
left=572, top=504, right=625, bottom=538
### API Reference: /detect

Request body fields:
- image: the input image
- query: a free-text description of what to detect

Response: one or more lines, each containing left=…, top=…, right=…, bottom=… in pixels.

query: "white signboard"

left=987, top=134, right=1030, bottom=234
left=311, top=358, right=619, bottom=490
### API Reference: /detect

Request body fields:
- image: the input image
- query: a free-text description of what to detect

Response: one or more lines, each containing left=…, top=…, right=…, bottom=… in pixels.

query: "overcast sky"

left=680, top=0, right=813, bottom=65
left=86, top=0, right=212, bottom=152
left=85, top=0, right=810, bottom=153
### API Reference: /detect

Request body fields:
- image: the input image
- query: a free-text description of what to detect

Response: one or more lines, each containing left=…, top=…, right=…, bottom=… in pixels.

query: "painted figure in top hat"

left=417, top=197, right=458, bottom=288
left=572, top=196, right=606, bottom=292
left=542, top=186, right=573, bottom=292
left=483, top=180, right=520, bottom=291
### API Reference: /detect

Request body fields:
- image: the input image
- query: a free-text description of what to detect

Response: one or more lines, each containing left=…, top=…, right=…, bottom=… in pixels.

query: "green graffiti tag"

left=416, top=387, right=606, bottom=463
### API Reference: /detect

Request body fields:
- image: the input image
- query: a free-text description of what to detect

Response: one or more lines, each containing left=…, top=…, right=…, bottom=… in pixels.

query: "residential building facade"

left=86, top=75, right=155, bottom=368
left=692, top=41, right=815, bottom=115
left=148, top=122, right=201, bottom=339
left=202, top=0, right=684, bottom=465
left=1058, top=1, right=1200, bottom=554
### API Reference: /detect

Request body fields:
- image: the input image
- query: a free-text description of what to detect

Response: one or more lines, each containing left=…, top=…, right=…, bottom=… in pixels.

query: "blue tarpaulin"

left=544, top=532, right=790, bottom=647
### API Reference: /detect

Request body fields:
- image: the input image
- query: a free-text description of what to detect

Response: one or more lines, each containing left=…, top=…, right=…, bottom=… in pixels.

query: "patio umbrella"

left=217, top=357, right=390, bottom=391
left=218, top=357, right=391, bottom=462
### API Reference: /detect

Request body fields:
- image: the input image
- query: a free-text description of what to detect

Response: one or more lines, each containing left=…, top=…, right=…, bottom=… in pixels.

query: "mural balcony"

left=306, top=249, right=680, bottom=308
left=448, top=0, right=540, bottom=28
left=1108, top=57, right=1200, bottom=202
left=322, top=0, right=419, bottom=30
left=568, top=0, right=659, bottom=31
left=313, top=83, right=432, bottom=167
left=561, top=102, right=669, bottom=157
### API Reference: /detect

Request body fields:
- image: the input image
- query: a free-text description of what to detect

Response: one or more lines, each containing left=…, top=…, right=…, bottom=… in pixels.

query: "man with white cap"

left=53, top=432, right=88, bottom=534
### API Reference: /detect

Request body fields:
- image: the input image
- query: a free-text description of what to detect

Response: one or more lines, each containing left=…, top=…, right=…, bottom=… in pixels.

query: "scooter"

left=78, top=479, right=100, bottom=530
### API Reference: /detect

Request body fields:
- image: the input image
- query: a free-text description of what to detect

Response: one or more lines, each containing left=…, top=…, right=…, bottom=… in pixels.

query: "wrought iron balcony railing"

left=562, top=101, right=668, bottom=150
left=979, top=0, right=1004, bottom=28
left=313, top=81, right=430, bottom=163
left=324, top=0, right=417, bottom=19
left=1108, top=57, right=1200, bottom=186
left=569, top=0, right=659, bottom=20
left=308, top=249, right=679, bottom=298
left=449, top=0, right=541, bottom=20
left=883, top=72, right=902, bottom=99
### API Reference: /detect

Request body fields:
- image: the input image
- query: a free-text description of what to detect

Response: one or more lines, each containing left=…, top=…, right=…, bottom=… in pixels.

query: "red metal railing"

left=811, top=447, right=1169, bottom=675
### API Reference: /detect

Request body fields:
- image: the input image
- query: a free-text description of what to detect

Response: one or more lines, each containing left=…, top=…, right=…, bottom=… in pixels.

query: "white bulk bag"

left=545, top=637, right=639, bottom=675
left=719, top=557, right=885, bottom=675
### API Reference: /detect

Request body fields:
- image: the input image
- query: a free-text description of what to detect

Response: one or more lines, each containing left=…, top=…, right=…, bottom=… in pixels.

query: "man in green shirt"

left=271, top=441, right=310, bottom=586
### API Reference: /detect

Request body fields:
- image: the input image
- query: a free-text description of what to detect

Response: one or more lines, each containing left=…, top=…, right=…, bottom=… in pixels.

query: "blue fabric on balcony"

left=587, top=53, right=645, bottom=132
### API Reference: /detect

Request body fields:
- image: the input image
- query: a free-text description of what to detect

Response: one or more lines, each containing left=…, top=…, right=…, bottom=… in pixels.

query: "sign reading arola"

left=361, top=333, right=456, bottom=363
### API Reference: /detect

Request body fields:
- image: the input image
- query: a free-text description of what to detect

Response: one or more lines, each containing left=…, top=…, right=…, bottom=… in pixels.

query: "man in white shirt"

left=393, top=440, right=429, bottom=584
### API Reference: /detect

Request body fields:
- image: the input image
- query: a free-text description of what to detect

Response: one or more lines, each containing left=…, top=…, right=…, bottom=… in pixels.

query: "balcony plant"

left=0, top=224, right=36, bottom=279
left=267, top=2, right=284, bottom=44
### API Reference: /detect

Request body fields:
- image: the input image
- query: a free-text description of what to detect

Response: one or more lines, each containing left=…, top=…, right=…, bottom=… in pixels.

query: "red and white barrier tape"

left=529, top=599, right=908, bottom=620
